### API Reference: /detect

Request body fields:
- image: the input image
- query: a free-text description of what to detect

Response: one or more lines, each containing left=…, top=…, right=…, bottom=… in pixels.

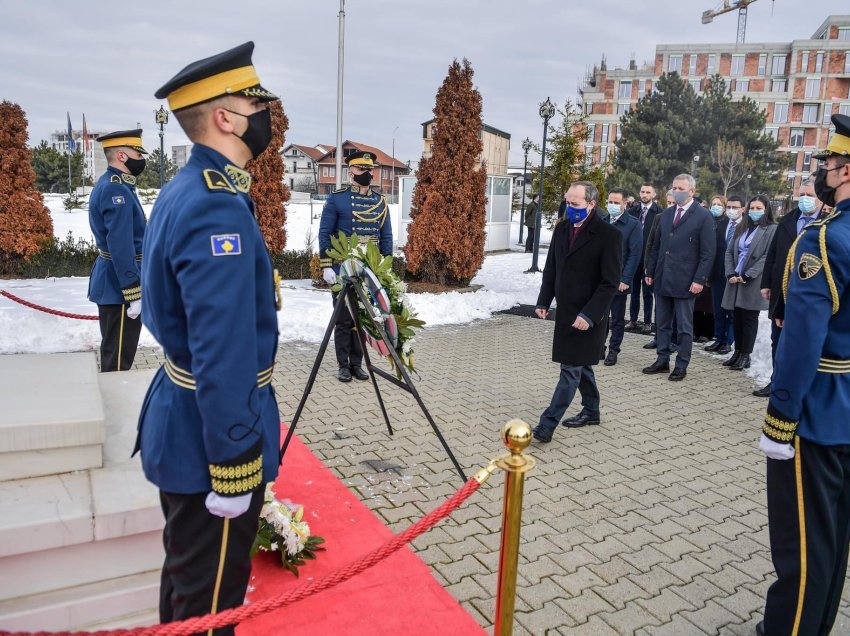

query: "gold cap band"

left=824, top=133, right=850, bottom=157
left=349, top=158, right=377, bottom=168
left=101, top=136, right=144, bottom=149
left=167, top=65, right=260, bottom=111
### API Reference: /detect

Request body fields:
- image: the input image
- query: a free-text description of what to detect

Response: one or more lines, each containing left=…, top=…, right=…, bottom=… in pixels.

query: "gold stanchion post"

left=493, top=419, right=535, bottom=636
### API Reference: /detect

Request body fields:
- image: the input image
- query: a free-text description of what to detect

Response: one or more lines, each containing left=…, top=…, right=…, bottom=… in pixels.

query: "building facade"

left=50, top=129, right=103, bottom=183
left=421, top=119, right=511, bottom=176
left=279, top=144, right=329, bottom=192
left=313, top=141, right=410, bottom=196
left=171, top=144, right=192, bottom=169
left=578, top=14, right=850, bottom=197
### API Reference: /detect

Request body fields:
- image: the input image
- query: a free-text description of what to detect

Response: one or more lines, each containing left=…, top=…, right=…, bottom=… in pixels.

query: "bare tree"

left=711, top=138, right=755, bottom=198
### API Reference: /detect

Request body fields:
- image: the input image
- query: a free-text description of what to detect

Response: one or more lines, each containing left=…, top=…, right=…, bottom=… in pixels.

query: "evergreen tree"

left=406, top=59, right=487, bottom=285
left=136, top=148, right=178, bottom=189
left=0, top=101, right=54, bottom=263
left=247, top=100, right=290, bottom=252
left=30, top=141, right=87, bottom=192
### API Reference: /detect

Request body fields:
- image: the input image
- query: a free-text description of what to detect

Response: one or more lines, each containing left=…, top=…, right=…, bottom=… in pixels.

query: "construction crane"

left=701, top=0, right=773, bottom=44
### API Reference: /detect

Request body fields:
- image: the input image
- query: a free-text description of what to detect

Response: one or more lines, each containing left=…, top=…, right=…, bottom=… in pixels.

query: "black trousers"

left=732, top=307, right=760, bottom=355
left=97, top=304, right=142, bottom=372
left=769, top=319, right=782, bottom=381
left=629, top=270, right=653, bottom=323
left=332, top=292, right=363, bottom=369
left=159, top=489, right=264, bottom=635
left=764, top=437, right=850, bottom=636
left=607, top=294, right=628, bottom=353
left=524, top=227, right=535, bottom=252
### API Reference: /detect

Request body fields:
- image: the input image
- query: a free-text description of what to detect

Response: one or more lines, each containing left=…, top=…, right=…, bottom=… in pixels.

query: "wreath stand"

left=279, top=276, right=468, bottom=484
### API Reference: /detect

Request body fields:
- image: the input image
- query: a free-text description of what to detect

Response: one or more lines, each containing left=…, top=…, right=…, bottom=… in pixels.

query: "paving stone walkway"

left=133, top=314, right=850, bottom=635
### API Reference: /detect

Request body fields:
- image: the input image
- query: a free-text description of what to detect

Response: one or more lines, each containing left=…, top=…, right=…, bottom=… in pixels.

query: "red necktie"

left=673, top=207, right=684, bottom=227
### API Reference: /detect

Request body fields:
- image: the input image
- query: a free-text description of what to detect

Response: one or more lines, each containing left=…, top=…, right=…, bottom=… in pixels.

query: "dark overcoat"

left=536, top=212, right=623, bottom=366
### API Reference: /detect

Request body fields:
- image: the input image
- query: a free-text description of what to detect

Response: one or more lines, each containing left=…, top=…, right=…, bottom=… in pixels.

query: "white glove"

left=759, top=433, right=795, bottom=461
left=323, top=267, right=337, bottom=286
left=205, top=491, right=253, bottom=519
left=126, top=299, right=142, bottom=320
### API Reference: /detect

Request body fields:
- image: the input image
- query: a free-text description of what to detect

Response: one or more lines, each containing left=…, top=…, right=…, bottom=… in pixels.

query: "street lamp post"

left=746, top=173, right=752, bottom=201
left=691, top=154, right=700, bottom=178
left=335, top=0, right=346, bottom=189
left=528, top=98, right=555, bottom=274
left=518, top=138, right=532, bottom=245
left=155, top=106, right=169, bottom=188
left=391, top=125, right=399, bottom=202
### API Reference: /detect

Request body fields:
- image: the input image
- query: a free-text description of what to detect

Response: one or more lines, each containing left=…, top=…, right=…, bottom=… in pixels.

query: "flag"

left=66, top=112, right=76, bottom=153
left=82, top=114, right=90, bottom=153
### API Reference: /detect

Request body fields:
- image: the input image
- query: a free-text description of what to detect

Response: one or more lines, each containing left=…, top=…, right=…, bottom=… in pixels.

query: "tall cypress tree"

left=247, top=100, right=290, bottom=252
left=0, top=101, right=53, bottom=264
left=406, top=59, right=487, bottom=285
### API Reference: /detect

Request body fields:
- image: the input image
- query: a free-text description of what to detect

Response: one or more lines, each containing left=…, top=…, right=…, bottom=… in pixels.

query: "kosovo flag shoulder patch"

left=211, top=234, right=242, bottom=256
left=112, top=196, right=126, bottom=205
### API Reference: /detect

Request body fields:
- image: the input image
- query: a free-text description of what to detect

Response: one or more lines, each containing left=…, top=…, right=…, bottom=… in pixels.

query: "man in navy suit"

left=626, top=183, right=661, bottom=334
left=642, top=174, right=715, bottom=380
left=704, top=194, right=742, bottom=356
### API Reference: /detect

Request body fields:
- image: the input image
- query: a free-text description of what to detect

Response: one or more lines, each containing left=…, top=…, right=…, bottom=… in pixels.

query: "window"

left=586, top=124, right=595, bottom=142
left=586, top=102, right=594, bottom=115
left=638, top=79, right=646, bottom=95
left=601, top=124, right=610, bottom=143
left=758, top=54, right=767, bottom=75
left=840, top=104, right=850, bottom=117
left=618, top=81, right=632, bottom=99
left=823, top=102, right=833, bottom=124
left=804, top=151, right=813, bottom=170
left=787, top=176, right=795, bottom=191
left=765, top=127, right=779, bottom=141
left=801, top=51, right=809, bottom=73
left=839, top=28, right=850, bottom=41
left=615, top=126, right=622, bottom=141
left=846, top=52, right=850, bottom=74
left=771, top=79, right=787, bottom=92
left=617, top=102, right=630, bottom=116
left=341, top=167, right=348, bottom=180
left=802, top=103, right=819, bottom=124
left=773, top=102, right=788, bottom=123
left=708, top=54, right=718, bottom=75
left=772, top=54, right=787, bottom=75
left=600, top=145, right=609, bottom=163
left=690, top=79, right=702, bottom=93
left=584, top=145, right=594, bottom=164
left=815, top=52, right=824, bottom=73
left=789, top=128, right=804, bottom=147
left=382, top=169, right=389, bottom=181
left=734, top=79, right=749, bottom=93
left=731, top=55, right=745, bottom=76
left=805, top=78, right=821, bottom=98
left=789, top=152, right=799, bottom=170
left=668, top=54, right=682, bottom=73
left=688, top=54, right=697, bottom=76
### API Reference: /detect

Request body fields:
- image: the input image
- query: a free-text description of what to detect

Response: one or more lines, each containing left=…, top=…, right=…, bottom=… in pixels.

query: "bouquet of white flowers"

left=250, top=483, right=325, bottom=576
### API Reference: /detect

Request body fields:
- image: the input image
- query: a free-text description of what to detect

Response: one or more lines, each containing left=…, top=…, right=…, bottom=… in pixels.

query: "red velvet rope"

left=0, top=290, right=99, bottom=321
left=0, top=478, right=482, bottom=636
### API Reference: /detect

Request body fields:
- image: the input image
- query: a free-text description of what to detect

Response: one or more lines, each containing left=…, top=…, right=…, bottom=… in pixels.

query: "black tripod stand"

left=279, top=276, right=468, bottom=484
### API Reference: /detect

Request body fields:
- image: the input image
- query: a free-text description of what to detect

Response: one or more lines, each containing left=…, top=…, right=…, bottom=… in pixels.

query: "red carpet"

left=239, top=427, right=487, bottom=636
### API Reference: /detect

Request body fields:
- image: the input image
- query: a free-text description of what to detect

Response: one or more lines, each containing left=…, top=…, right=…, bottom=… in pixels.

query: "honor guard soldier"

left=318, top=150, right=393, bottom=382
left=136, top=42, right=280, bottom=633
left=758, top=113, right=850, bottom=636
left=87, top=129, right=147, bottom=372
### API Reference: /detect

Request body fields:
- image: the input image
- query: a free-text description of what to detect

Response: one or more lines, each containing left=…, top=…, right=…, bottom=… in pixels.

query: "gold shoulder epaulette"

left=203, top=169, right=236, bottom=193
left=110, top=174, right=122, bottom=184
left=332, top=186, right=349, bottom=194
left=811, top=209, right=842, bottom=227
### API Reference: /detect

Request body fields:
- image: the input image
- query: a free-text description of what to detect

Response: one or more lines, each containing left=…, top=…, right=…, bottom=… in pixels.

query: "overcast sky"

left=2, top=1, right=847, bottom=167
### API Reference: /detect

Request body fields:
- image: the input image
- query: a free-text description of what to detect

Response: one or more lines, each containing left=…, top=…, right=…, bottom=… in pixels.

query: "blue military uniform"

left=87, top=129, right=148, bottom=371
left=760, top=113, right=850, bottom=636
left=318, top=151, right=392, bottom=376
left=142, top=41, right=281, bottom=632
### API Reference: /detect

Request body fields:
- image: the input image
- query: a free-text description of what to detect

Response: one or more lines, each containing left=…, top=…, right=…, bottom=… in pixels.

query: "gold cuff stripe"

left=167, top=65, right=259, bottom=111
left=210, top=472, right=263, bottom=495
left=122, top=286, right=141, bottom=302
left=99, top=250, right=143, bottom=262
left=163, top=357, right=273, bottom=390
left=320, top=258, right=333, bottom=268
left=818, top=357, right=850, bottom=373
left=101, top=136, right=144, bottom=149
left=209, top=456, right=262, bottom=479
left=763, top=423, right=796, bottom=442
left=765, top=413, right=797, bottom=432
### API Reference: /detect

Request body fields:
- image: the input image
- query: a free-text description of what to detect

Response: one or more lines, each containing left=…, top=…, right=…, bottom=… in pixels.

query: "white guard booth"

left=397, top=175, right=513, bottom=252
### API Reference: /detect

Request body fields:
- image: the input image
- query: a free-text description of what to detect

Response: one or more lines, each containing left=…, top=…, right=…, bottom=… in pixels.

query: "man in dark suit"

left=754, top=178, right=824, bottom=397
left=532, top=181, right=622, bottom=443
left=604, top=188, right=642, bottom=366
left=627, top=183, right=661, bottom=334
left=704, top=194, right=742, bottom=355
left=643, top=174, right=715, bottom=380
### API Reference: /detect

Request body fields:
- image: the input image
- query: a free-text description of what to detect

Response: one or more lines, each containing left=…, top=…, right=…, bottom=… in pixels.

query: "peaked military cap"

left=96, top=129, right=148, bottom=154
left=815, top=113, right=850, bottom=160
left=345, top=150, right=379, bottom=169
left=155, top=41, right=279, bottom=112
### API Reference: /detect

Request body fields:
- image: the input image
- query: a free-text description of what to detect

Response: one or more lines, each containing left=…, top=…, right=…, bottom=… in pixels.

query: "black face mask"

left=814, top=165, right=841, bottom=209
left=123, top=156, right=146, bottom=177
left=226, top=108, right=273, bottom=159
left=352, top=171, right=373, bottom=187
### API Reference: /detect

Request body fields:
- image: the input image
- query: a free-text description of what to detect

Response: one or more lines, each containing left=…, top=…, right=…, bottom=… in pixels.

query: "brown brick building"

left=313, top=141, right=410, bottom=196
left=578, top=14, right=850, bottom=197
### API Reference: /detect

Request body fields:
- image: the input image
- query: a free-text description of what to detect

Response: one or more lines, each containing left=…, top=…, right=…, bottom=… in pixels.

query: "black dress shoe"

left=643, top=338, right=657, bottom=349
left=604, top=351, right=618, bottom=366
left=668, top=367, right=687, bottom=381
left=642, top=360, right=670, bottom=374
left=337, top=366, right=352, bottom=382
left=562, top=411, right=601, bottom=428
left=624, top=321, right=638, bottom=332
left=753, top=383, right=771, bottom=397
left=645, top=322, right=656, bottom=335
left=722, top=351, right=742, bottom=367
left=755, top=620, right=764, bottom=636
left=716, top=343, right=731, bottom=355
left=532, top=425, right=554, bottom=443
left=704, top=340, right=722, bottom=352
left=350, top=366, right=369, bottom=381
left=729, top=353, right=751, bottom=370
